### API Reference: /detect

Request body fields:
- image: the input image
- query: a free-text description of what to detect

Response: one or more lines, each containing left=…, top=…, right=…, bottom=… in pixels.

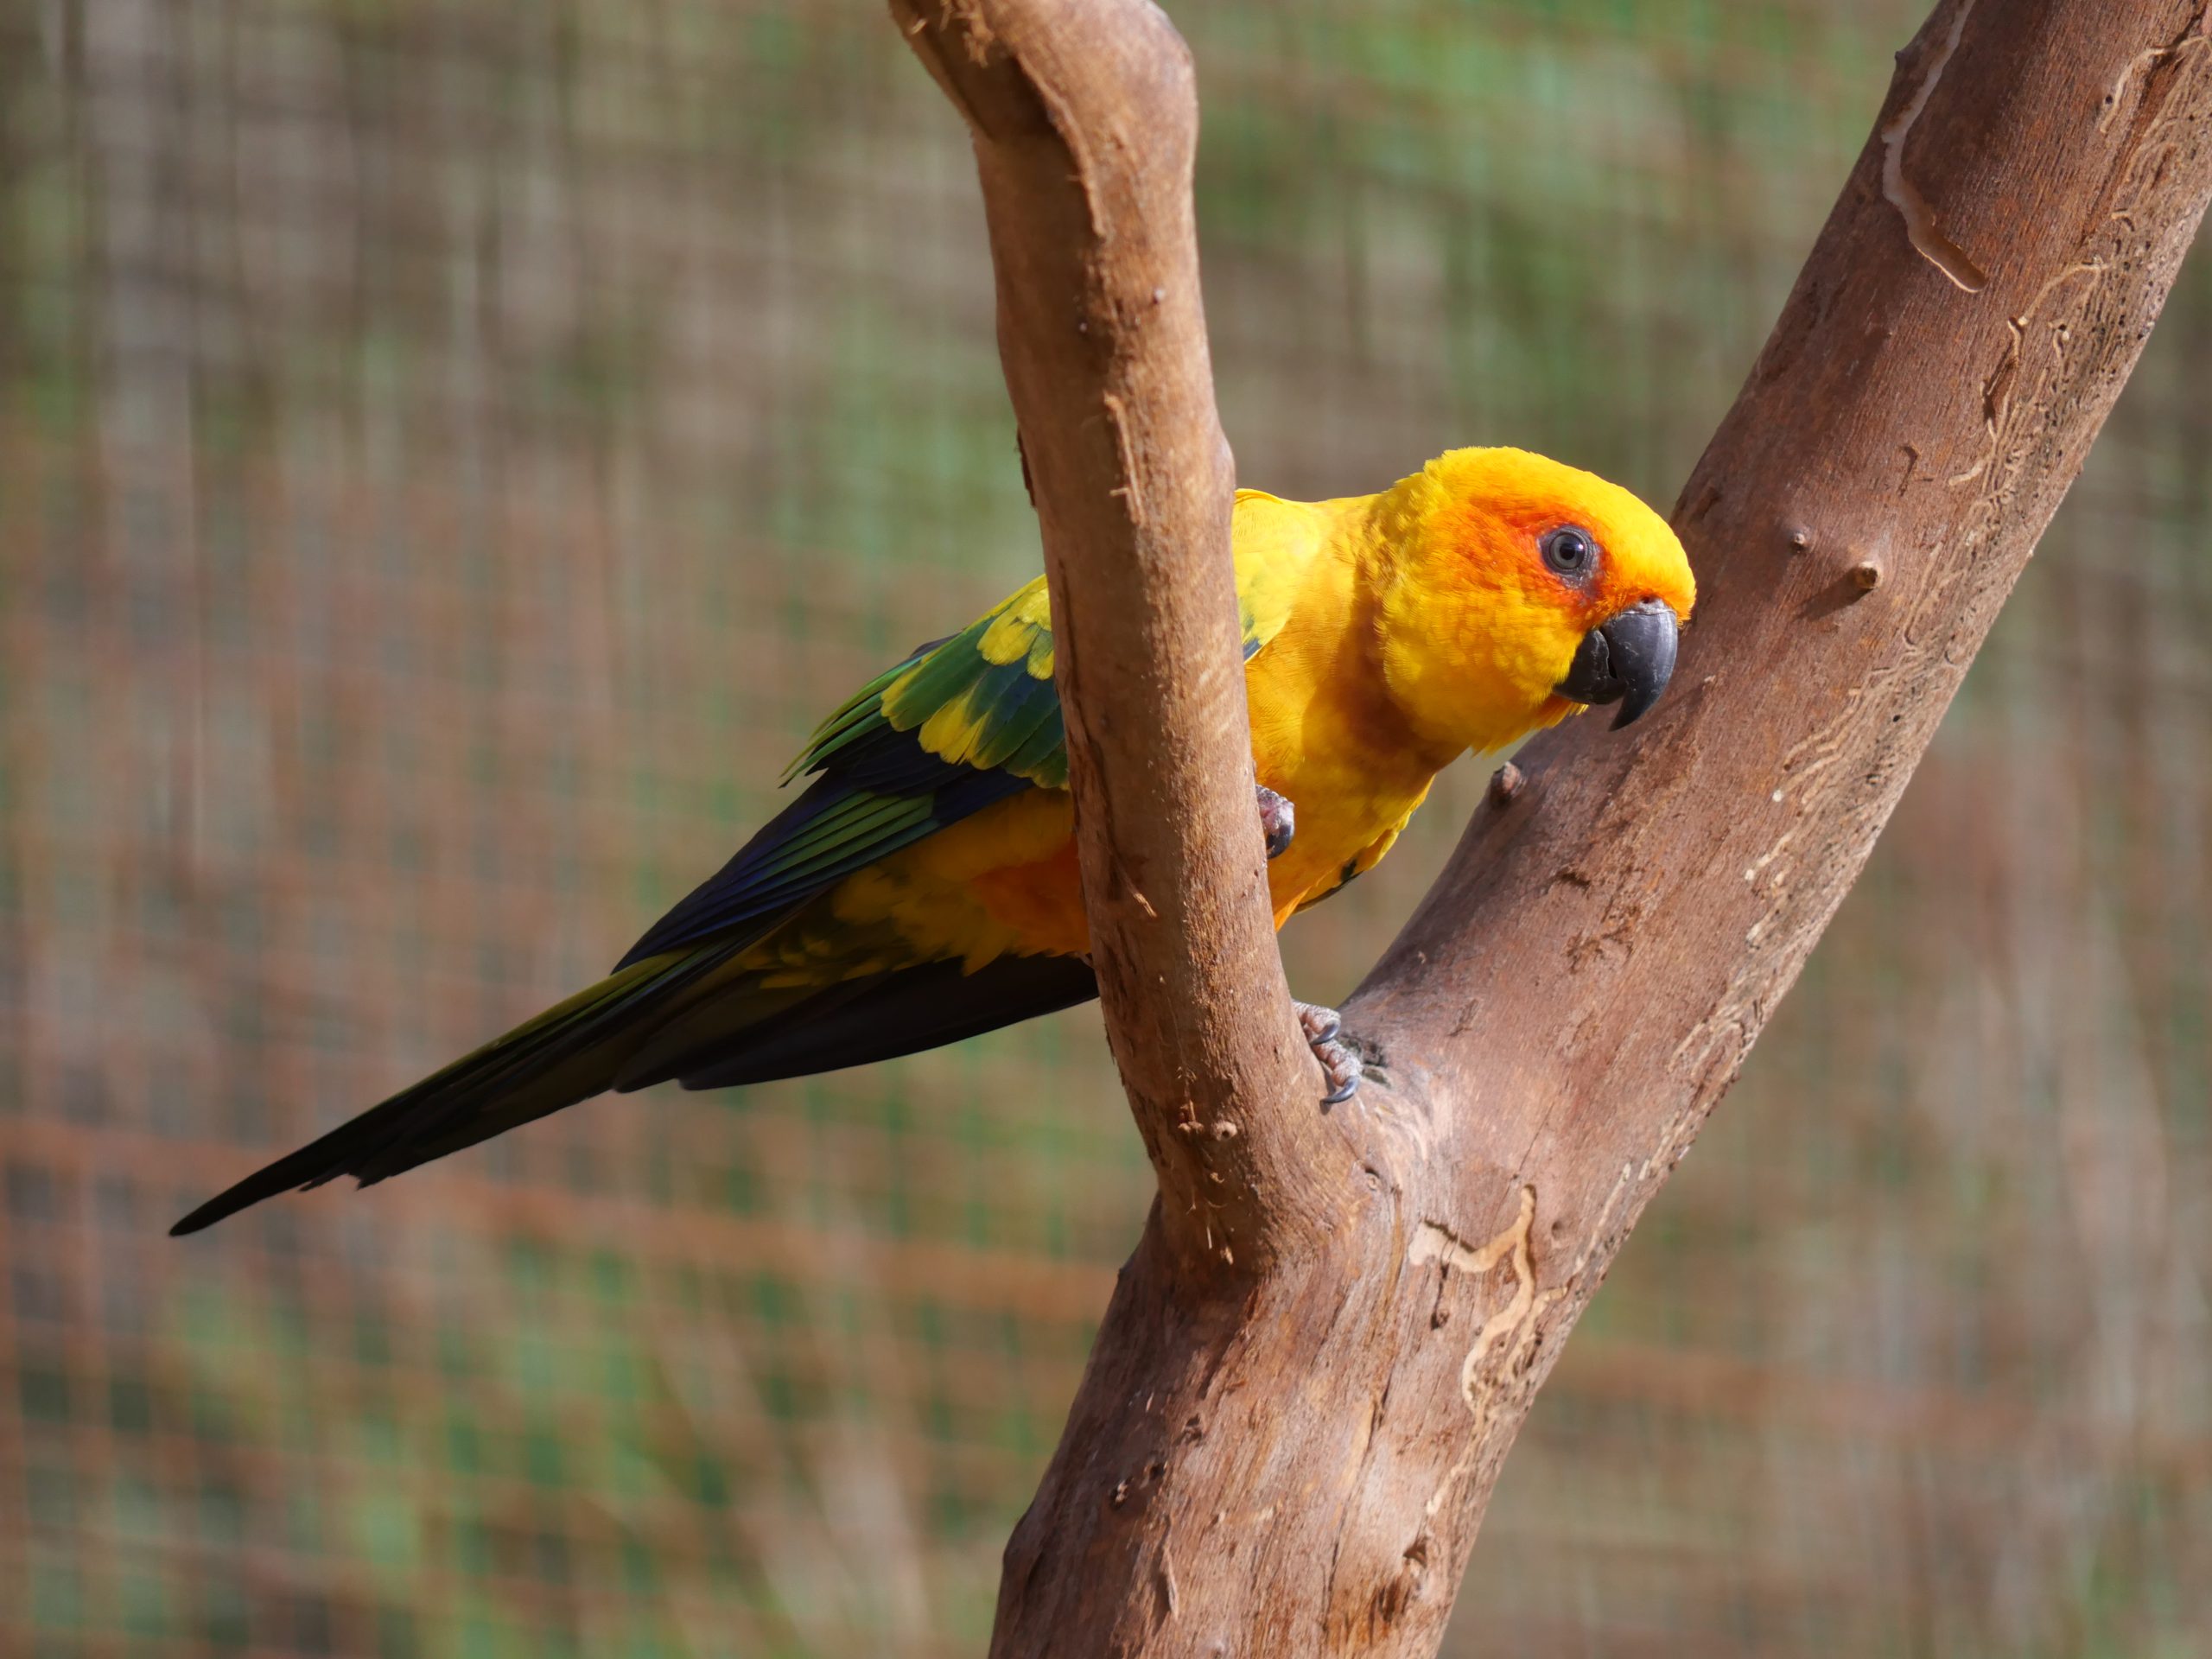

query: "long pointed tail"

left=169, top=949, right=728, bottom=1236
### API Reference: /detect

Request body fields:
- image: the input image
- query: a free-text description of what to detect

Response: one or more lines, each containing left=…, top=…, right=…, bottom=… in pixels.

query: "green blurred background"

left=3, top=2, right=2209, bottom=1655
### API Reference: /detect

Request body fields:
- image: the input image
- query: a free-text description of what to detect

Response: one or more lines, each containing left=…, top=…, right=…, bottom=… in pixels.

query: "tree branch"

left=891, top=0, right=1348, bottom=1279
left=900, top=0, right=2212, bottom=1652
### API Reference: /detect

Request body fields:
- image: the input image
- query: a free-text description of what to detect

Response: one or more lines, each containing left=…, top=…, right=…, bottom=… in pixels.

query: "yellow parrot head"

left=1371, top=446, right=1697, bottom=756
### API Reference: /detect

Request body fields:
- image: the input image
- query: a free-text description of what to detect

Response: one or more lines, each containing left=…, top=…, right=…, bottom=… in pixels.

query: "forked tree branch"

left=898, top=0, right=2212, bottom=1653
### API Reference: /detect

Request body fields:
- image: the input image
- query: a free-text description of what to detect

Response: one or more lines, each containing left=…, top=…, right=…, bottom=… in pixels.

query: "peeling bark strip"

left=895, top=1, right=2212, bottom=1654
left=1880, top=0, right=1989, bottom=291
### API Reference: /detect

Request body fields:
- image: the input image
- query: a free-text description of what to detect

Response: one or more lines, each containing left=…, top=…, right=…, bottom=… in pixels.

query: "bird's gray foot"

left=1294, top=1001, right=1363, bottom=1105
left=1256, top=785, right=1296, bottom=861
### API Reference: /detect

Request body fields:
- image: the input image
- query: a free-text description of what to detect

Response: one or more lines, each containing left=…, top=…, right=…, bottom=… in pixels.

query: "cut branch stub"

left=891, top=0, right=1351, bottom=1279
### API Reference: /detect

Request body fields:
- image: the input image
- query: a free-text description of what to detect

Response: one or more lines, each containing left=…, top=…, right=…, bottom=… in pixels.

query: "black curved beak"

left=1554, top=599, right=1681, bottom=730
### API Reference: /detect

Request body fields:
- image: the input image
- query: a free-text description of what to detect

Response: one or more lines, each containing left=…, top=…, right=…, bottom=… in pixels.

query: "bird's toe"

left=1293, top=1001, right=1362, bottom=1105
left=1318, top=1042, right=1363, bottom=1105
left=1255, top=785, right=1297, bottom=861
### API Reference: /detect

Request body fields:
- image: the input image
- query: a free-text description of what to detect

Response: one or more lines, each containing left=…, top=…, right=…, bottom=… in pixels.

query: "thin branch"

left=891, top=0, right=1348, bottom=1278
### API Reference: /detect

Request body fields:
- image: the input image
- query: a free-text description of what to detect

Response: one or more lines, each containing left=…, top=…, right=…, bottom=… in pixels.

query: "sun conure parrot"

left=173, top=447, right=1694, bottom=1235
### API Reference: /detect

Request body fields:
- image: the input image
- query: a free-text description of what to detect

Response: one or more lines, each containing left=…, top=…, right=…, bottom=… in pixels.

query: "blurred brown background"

left=3, top=2, right=2209, bottom=1655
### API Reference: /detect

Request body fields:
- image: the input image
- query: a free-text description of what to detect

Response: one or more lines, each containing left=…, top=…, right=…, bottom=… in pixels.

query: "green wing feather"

left=790, top=551, right=1301, bottom=798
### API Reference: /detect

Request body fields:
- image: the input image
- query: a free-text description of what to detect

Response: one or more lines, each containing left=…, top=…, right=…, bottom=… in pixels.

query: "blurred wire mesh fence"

left=2, top=1, right=2208, bottom=1655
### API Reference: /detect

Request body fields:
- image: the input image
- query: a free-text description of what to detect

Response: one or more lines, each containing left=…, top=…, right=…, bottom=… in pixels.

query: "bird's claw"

left=1294, top=1001, right=1363, bottom=1105
left=1256, top=785, right=1296, bottom=861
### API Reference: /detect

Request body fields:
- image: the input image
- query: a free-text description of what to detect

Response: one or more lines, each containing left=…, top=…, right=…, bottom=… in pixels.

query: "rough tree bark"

left=893, top=0, right=2212, bottom=1653
left=891, top=0, right=1345, bottom=1275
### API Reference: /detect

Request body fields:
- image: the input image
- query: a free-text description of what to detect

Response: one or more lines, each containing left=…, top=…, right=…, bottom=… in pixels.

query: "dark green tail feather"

left=168, top=944, right=1102, bottom=1236
left=168, top=950, right=724, bottom=1236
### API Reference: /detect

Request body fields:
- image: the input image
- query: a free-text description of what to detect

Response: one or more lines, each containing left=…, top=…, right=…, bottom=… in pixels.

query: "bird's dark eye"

left=1541, top=524, right=1599, bottom=580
